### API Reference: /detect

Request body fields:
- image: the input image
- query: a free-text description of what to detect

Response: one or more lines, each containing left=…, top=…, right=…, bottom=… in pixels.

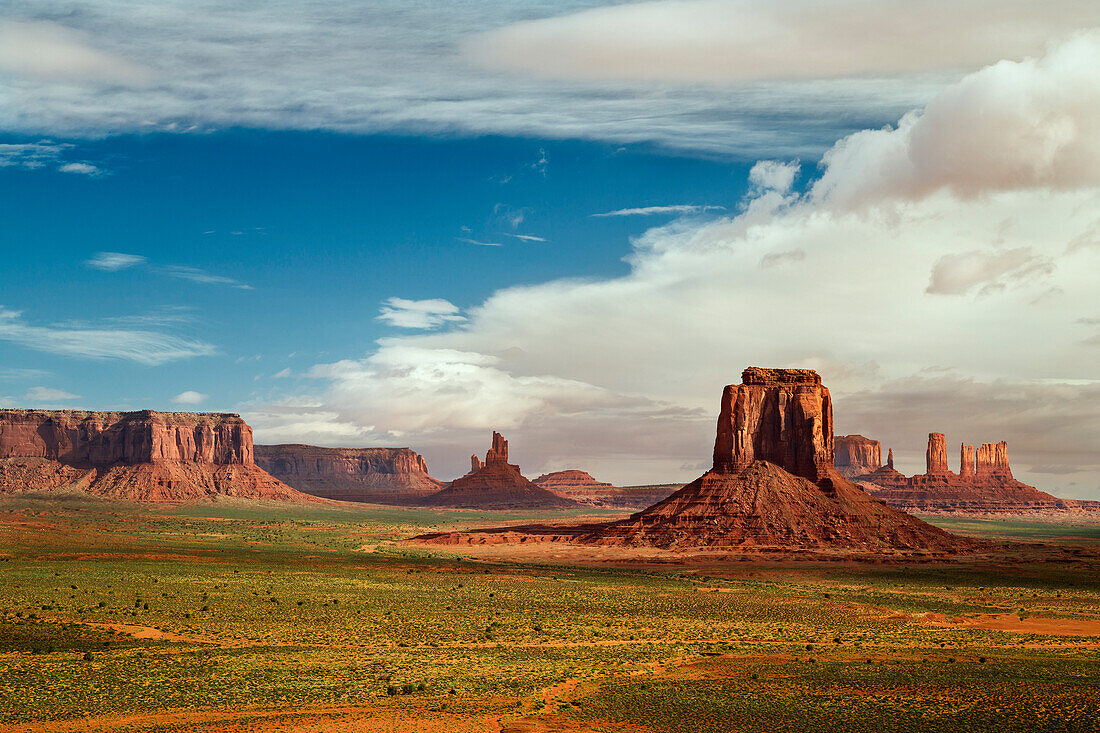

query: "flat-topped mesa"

left=834, top=435, right=881, bottom=478
left=976, top=441, right=1012, bottom=478
left=0, top=409, right=314, bottom=503
left=0, top=409, right=253, bottom=467
left=712, top=367, right=833, bottom=482
left=925, top=433, right=950, bottom=475
left=960, top=444, right=976, bottom=478
left=253, top=445, right=443, bottom=502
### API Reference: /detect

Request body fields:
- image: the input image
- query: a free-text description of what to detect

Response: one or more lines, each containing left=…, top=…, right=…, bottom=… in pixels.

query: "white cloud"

left=465, top=0, right=1100, bottom=83
left=6, top=1, right=1084, bottom=158
left=58, top=162, right=100, bottom=176
left=376, top=298, right=466, bottom=330
left=0, top=305, right=217, bottom=365
left=811, top=32, right=1100, bottom=207
left=86, top=252, right=146, bottom=271
left=171, top=390, right=209, bottom=405
left=748, top=160, right=799, bottom=194
left=456, top=237, right=503, bottom=247
left=591, top=205, right=723, bottom=218
left=504, top=233, right=547, bottom=242
left=156, top=265, right=252, bottom=290
left=0, top=20, right=151, bottom=84
left=24, top=386, right=80, bottom=402
left=253, top=37, right=1100, bottom=495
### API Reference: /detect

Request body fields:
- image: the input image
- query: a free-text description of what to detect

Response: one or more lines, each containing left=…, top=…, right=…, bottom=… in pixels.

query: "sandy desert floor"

left=0, top=495, right=1097, bottom=732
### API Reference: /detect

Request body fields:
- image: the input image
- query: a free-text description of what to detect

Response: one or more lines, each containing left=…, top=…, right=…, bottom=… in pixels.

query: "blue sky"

left=1, top=1, right=1098, bottom=495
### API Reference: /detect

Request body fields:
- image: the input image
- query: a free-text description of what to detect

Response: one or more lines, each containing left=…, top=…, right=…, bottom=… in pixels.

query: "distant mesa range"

left=420, top=367, right=973, bottom=554
left=255, top=444, right=443, bottom=503
left=420, top=432, right=576, bottom=509
left=835, top=434, right=1100, bottom=517
left=0, top=409, right=314, bottom=503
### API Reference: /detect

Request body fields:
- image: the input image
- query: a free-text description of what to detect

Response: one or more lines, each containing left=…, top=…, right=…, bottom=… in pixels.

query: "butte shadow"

left=414, top=368, right=977, bottom=559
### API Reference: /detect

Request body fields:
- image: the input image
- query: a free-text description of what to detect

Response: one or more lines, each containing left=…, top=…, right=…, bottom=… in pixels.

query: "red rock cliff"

left=712, top=367, right=833, bottom=482
left=960, top=444, right=976, bottom=478
left=0, top=409, right=312, bottom=503
left=0, top=409, right=253, bottom=466
left=254, top=445, right=442, bottom=502
left=925, top=433, right=950, bottom=475
left=976, top=441, right=1012, bottom=478
left=834, top=435, right=881, bottom=478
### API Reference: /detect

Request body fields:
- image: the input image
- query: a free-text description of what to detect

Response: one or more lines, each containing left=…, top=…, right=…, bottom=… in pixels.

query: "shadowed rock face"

left=0, top=409, right=312, bottom=503
left=254, top=445, right=443, bottom=502
left=834, top=435, right=881, bottom=478
left=422, top=432, right=576, bottom=509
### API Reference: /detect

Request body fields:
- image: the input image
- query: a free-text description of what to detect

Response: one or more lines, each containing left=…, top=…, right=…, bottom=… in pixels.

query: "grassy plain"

left=0, top=495, right=1097, bottom=732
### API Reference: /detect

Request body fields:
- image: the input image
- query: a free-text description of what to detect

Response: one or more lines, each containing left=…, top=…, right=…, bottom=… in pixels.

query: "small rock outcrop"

left=0, top=409, right=313, bottom=503
left=834, top=435, right=881, bottom=478
left=254, top=445, right=442, bottom=503
left=532, top=470, right=613, bottom=490
left=857, top=433, right=1099, bottom=517
left=422, top=432, right=576, bottom=509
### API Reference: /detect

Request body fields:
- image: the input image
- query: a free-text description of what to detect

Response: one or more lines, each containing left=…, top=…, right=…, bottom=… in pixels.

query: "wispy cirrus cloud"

left=86, top=252, right=146, bottom=271
left=0, top=305, right=217, bottom=366
left=591, top=205, right=724, bottom=218
left=0, top=141, right=103, bottom=175
left=24, top=386, right=80, bottom=402
left=84, top=252, right=252, bottom=289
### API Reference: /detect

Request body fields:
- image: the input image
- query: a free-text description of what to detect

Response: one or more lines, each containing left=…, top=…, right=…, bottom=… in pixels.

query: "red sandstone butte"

left=422, top=432, right=576, bottom=509
left=858, top=433, right=1100, bottom=517
left=0, top=409, right=315, bottom=503
left=834, top=435, right=881, bottom=478
left=254, top=445, right=442, bottom=503
left=420, top=368, right=969, bottom=554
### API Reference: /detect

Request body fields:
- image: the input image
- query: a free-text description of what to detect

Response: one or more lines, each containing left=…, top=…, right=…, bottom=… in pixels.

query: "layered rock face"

left=422, top=432, right=575, bottom=509
left=255, top=445, right=442, bottom=503
left=712, top=367, right=833, bottom=481
left=857, top=433, right=1097, bottom=517
left=834, top=435, right=881, bottom=478
left=584, top=368, right=967, bottom=552
left=0, top=409, right=312, bottom=503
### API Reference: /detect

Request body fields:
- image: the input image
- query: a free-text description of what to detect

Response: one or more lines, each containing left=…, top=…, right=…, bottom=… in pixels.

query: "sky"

left=1, top=1, right=1098, bottom=496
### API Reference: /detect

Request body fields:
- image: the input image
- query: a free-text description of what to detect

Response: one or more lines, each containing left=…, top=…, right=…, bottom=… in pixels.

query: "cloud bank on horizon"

left=248, top=31, right=1100, bottom=492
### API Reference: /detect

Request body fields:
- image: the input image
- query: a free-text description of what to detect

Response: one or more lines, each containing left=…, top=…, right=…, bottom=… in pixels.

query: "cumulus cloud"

left=58, top=162, right=100, bottom=176
left=377, top=298, right=467, bottom=330
left=465, top=0, right=1100, bottom=83
left=171, top=390, right=209, bottom=405
left=0, top=306, right=217, bottom=365
left=0, top=20, right=151, bottom=84
left=86, top=252, right=146, bottom=271
left=748, top=160, right=799, bottom=194
left=251, top=36, right=1100, bottom=493
left=811, top=32, right=1100, bottom=207
left=24, top=386, right=80, bottom=402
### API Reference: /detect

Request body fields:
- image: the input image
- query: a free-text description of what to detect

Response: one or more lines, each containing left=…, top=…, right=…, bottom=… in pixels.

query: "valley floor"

left=0, top=496, right=1097, bottom=732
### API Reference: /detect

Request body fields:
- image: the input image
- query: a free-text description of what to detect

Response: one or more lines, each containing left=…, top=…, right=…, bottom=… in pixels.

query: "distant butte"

left=0, top=409, right=316, bottom=503
left=421, top=432, right=576, bottom=509
left=419, top=368, right=972, bottom=555
left=855, top=433, right=1100, bottom=517
left=255, top=445, right=442, bottom=503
